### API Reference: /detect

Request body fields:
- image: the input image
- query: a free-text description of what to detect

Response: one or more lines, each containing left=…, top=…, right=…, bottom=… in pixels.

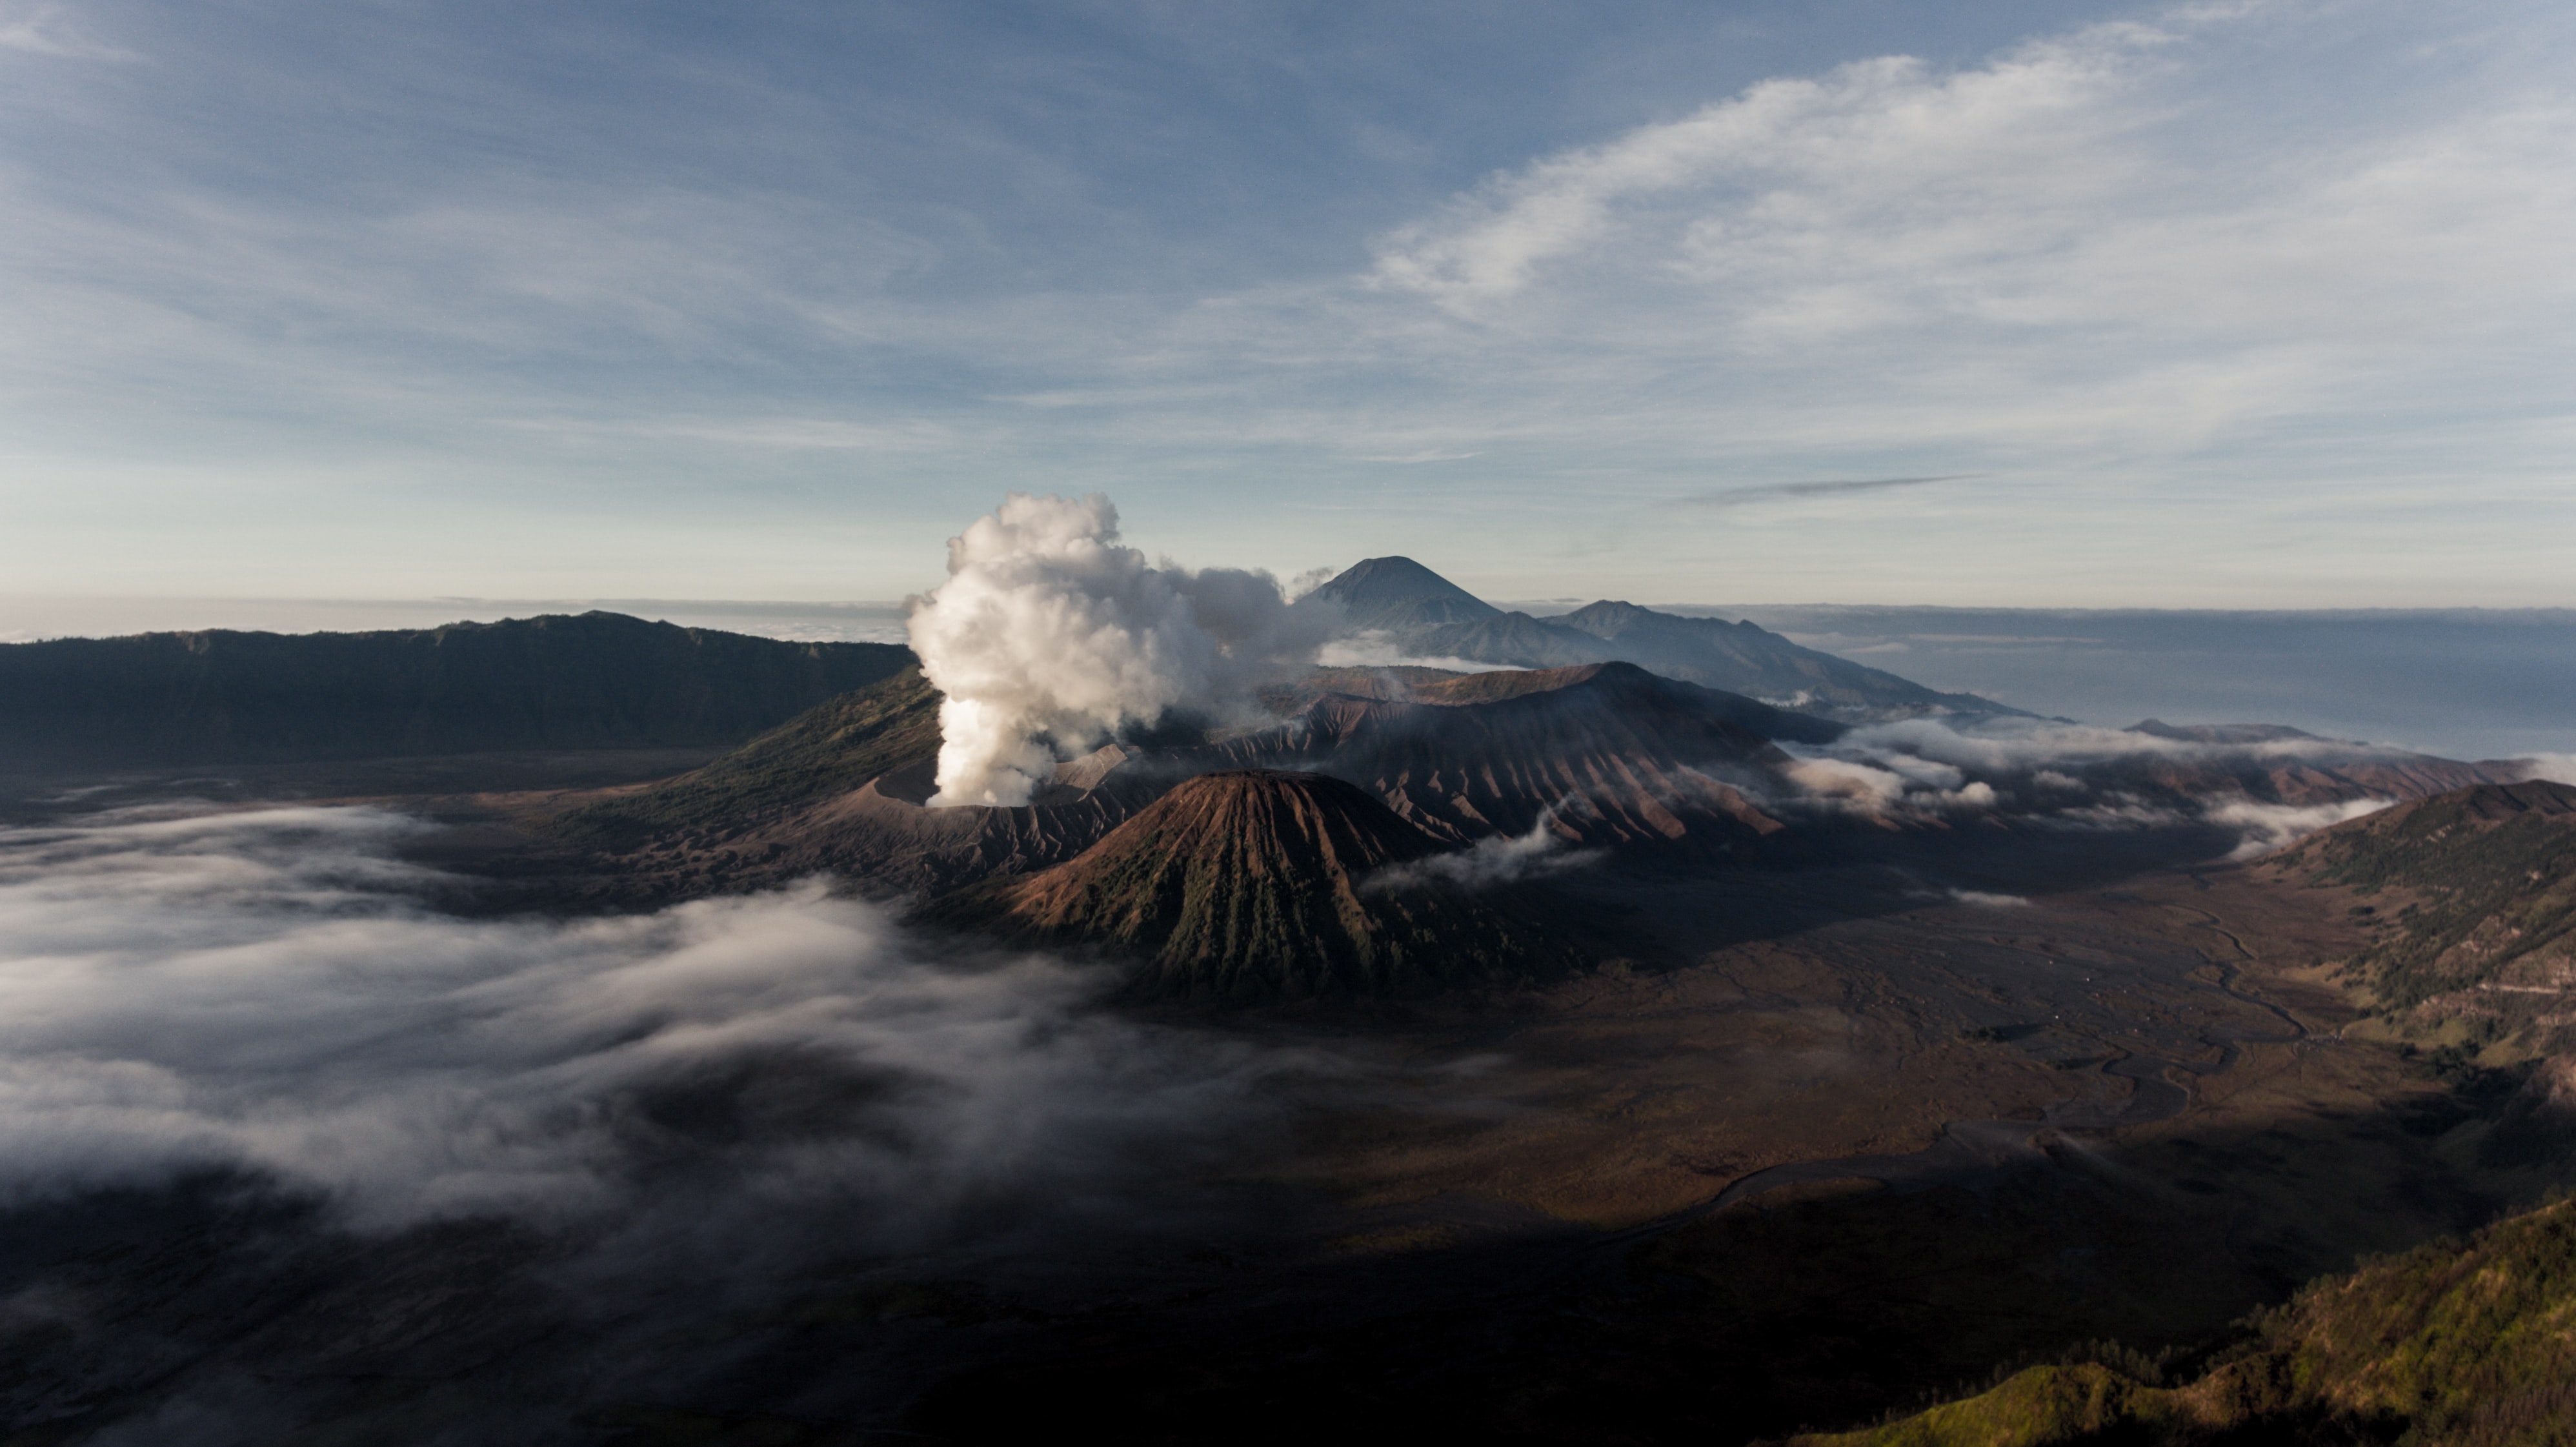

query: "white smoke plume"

left=907, top=494, right=1329, bottom=806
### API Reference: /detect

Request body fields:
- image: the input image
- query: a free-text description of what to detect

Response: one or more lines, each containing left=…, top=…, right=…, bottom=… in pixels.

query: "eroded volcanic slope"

left=953, top=770, right=1580, bottom=1002
left=1219, top=662, right=1800, bottom=849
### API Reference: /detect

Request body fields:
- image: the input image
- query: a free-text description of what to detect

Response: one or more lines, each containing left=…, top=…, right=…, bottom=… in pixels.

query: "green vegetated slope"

left=952, top=769, right=1579, bottom=1002
left=2282, top=780, right=2576, bottom=1018
left=550, top=666, right=941, bottom=845
left=1792, top=1195, right=2576, bottom=1447
left=0, top=612, right=914, bottom=768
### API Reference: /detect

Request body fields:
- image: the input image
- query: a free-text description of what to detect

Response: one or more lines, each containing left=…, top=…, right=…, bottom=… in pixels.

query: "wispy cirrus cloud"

left=0, top=2, right=137, bottom=60
left=1360, top=3, right=2575, bottom=421
left=1676, top=476, right=1980, bottom=509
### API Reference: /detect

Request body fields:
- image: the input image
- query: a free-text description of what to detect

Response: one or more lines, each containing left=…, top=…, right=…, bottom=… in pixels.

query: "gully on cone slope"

left=951, top=770, right=1582, bottom=1003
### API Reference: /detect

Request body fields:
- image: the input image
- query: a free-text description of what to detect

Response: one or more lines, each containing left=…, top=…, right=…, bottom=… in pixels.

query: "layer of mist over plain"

left=0, top=805, right=1316, bottom=1435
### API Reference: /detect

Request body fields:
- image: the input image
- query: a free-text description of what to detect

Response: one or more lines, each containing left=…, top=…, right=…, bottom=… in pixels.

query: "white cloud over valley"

left=0, top=806, right=1288, bottom=1235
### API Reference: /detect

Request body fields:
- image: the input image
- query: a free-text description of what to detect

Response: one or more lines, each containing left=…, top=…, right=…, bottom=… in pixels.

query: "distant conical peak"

left=1325, top=556, right=1478, bottom=591
left=1306, top=558, right=1502, bottom=627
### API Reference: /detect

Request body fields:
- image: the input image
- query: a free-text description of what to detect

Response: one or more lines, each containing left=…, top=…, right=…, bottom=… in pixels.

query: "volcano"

left=1302, top=555, right=1501, bottom=631
left=956, top=770, right=1580, bottom=1002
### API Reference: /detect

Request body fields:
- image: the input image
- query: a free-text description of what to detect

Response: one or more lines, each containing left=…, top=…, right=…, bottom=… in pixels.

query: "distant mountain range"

left=1303, top=556, right=2020, bottom=720
left=0, top=612, right=912, bottom=769
left=0, top=565, right=2007, bottom=774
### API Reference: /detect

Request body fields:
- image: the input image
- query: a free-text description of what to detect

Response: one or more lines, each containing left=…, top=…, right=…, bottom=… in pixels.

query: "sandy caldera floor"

left=888, top=856, right=2563, bottom=1443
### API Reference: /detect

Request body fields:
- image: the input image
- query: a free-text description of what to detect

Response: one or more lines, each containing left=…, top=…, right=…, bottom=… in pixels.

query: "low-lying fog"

left=0, top=805, right=1307, bottom=1231
left=1759, top=714, right=2419, bottom=858
left=0, top=798, right=1391, bottom=1432
left=0, top=805, right=1335, bottom=1433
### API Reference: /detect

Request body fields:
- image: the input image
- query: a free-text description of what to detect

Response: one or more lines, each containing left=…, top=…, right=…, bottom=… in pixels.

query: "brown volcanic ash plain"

left=890, top=831, right=2576, bottom=1443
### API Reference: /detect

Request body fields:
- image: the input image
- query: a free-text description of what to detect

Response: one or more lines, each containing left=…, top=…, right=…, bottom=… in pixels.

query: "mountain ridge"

left=0, top=611, right=914, bottom=769
left=1309, top=557, right=2023, bottom=720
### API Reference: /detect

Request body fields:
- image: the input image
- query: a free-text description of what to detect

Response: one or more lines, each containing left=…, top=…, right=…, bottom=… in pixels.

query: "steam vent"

left=965, top=769, right=1575, bottom=1002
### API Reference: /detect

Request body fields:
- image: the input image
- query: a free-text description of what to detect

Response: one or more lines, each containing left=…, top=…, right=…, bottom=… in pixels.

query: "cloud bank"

left=1364, top=810, right=1600, bottom=894
left=1769, top=714, right=2416, bottom=856
left=0, top=805, right=1283, bottom=1238
left=2517, top=754, right=2576, bottom=786
left=1316, top=632, right=1529, bottom=677
left=1676, top=476, right=1976, bottom=510
left=907, top=494, right=1326, bottom=806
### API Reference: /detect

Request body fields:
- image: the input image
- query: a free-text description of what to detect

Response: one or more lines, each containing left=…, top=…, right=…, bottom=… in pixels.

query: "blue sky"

left=3, top=0, right=2571, bottom=607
